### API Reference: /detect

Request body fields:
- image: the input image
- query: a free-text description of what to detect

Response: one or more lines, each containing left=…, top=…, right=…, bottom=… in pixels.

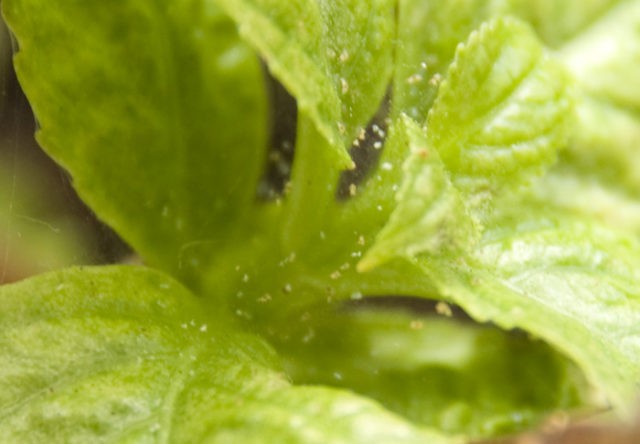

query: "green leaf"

left=358, top=116, right=478, bottom=271
left=426, top=17, right=571, bottom=208
left=559, top=0, right=640, bottom=110
left=273, top=306, right=591, bottom=439
left=394, top=0, right=514, bottom=121
left=217, top=0, right=395, bottom=165
left=0, top=266, right=453, bottom=443
left=2, top=0, right=268, bottom=281
left=358, top=18, right=572, bottom=270
left=422, top=215, right=640, bottom=414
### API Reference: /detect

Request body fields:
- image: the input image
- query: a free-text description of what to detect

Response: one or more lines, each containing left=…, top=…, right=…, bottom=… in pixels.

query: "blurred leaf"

left=274, top=306, right=591, bottom=439
left=559, top=0, right=640, bottom=110
left=218, top=0, right=395, bottom=162
left=511, top=0, right=620, bottom=48
left=3, top=0, right=268, bottom=283
left=0, top=266, right=454, bottom=443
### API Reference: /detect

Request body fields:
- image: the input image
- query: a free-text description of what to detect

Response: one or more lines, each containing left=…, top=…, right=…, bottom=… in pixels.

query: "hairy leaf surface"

left=358, top=116, right=478, bottom=271
left=0, top=266, right=452, bottom=443
left=394, top=0, right=514, bottom=121
left=426, top=17, right=571, bottom=208
left=422, top=215, right=640, bottom=414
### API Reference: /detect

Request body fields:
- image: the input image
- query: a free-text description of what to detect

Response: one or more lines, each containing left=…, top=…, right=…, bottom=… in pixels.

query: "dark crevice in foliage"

left=343, top=295, right=474, bottom=322
left=336, top=87, right=392, bottom=200
left=256, top=63, right=298, bottom=201
left=0, top=26, right=132, bottom=277
left=343, top=296, right=529, bottom=339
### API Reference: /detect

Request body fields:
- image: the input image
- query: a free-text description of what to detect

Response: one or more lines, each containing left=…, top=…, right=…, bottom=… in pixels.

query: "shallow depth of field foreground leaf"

left=0, top=266, right=452, bottom=443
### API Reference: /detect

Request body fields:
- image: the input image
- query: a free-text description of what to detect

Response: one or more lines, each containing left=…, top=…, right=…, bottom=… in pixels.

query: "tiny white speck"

left=340, top=78, right=349, bottom=94
left=407, top=73, right=423, bottom=84
left=381, top=162, right=393, bottom=171
left=436, top=301, right=453, bottom=317
left=200, top=324, right=208, bottom=332
left=429, top=73, right=442, bottom=86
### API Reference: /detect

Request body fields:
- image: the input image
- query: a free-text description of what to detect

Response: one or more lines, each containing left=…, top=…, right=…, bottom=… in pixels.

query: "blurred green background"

left=0, top=16, right=129, bottom=284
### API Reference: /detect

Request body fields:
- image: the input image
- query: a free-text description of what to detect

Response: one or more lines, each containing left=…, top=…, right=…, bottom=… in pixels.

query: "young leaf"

left=394, top=0, right=514, bottom=121
left=358, top=18, right=571, bottom=271
left=420, top=216, right=640, bottom=414
left=0, top=266, right=453, bottom=443
left=2, top=0, right=268, bottom=281
left=217, top=0, right=395, bottom=165
left=273, top=307, right=591, bottom=438
left=358, top=116, right=478, bottom=271
left=427, top=17, right=571, bottom=208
